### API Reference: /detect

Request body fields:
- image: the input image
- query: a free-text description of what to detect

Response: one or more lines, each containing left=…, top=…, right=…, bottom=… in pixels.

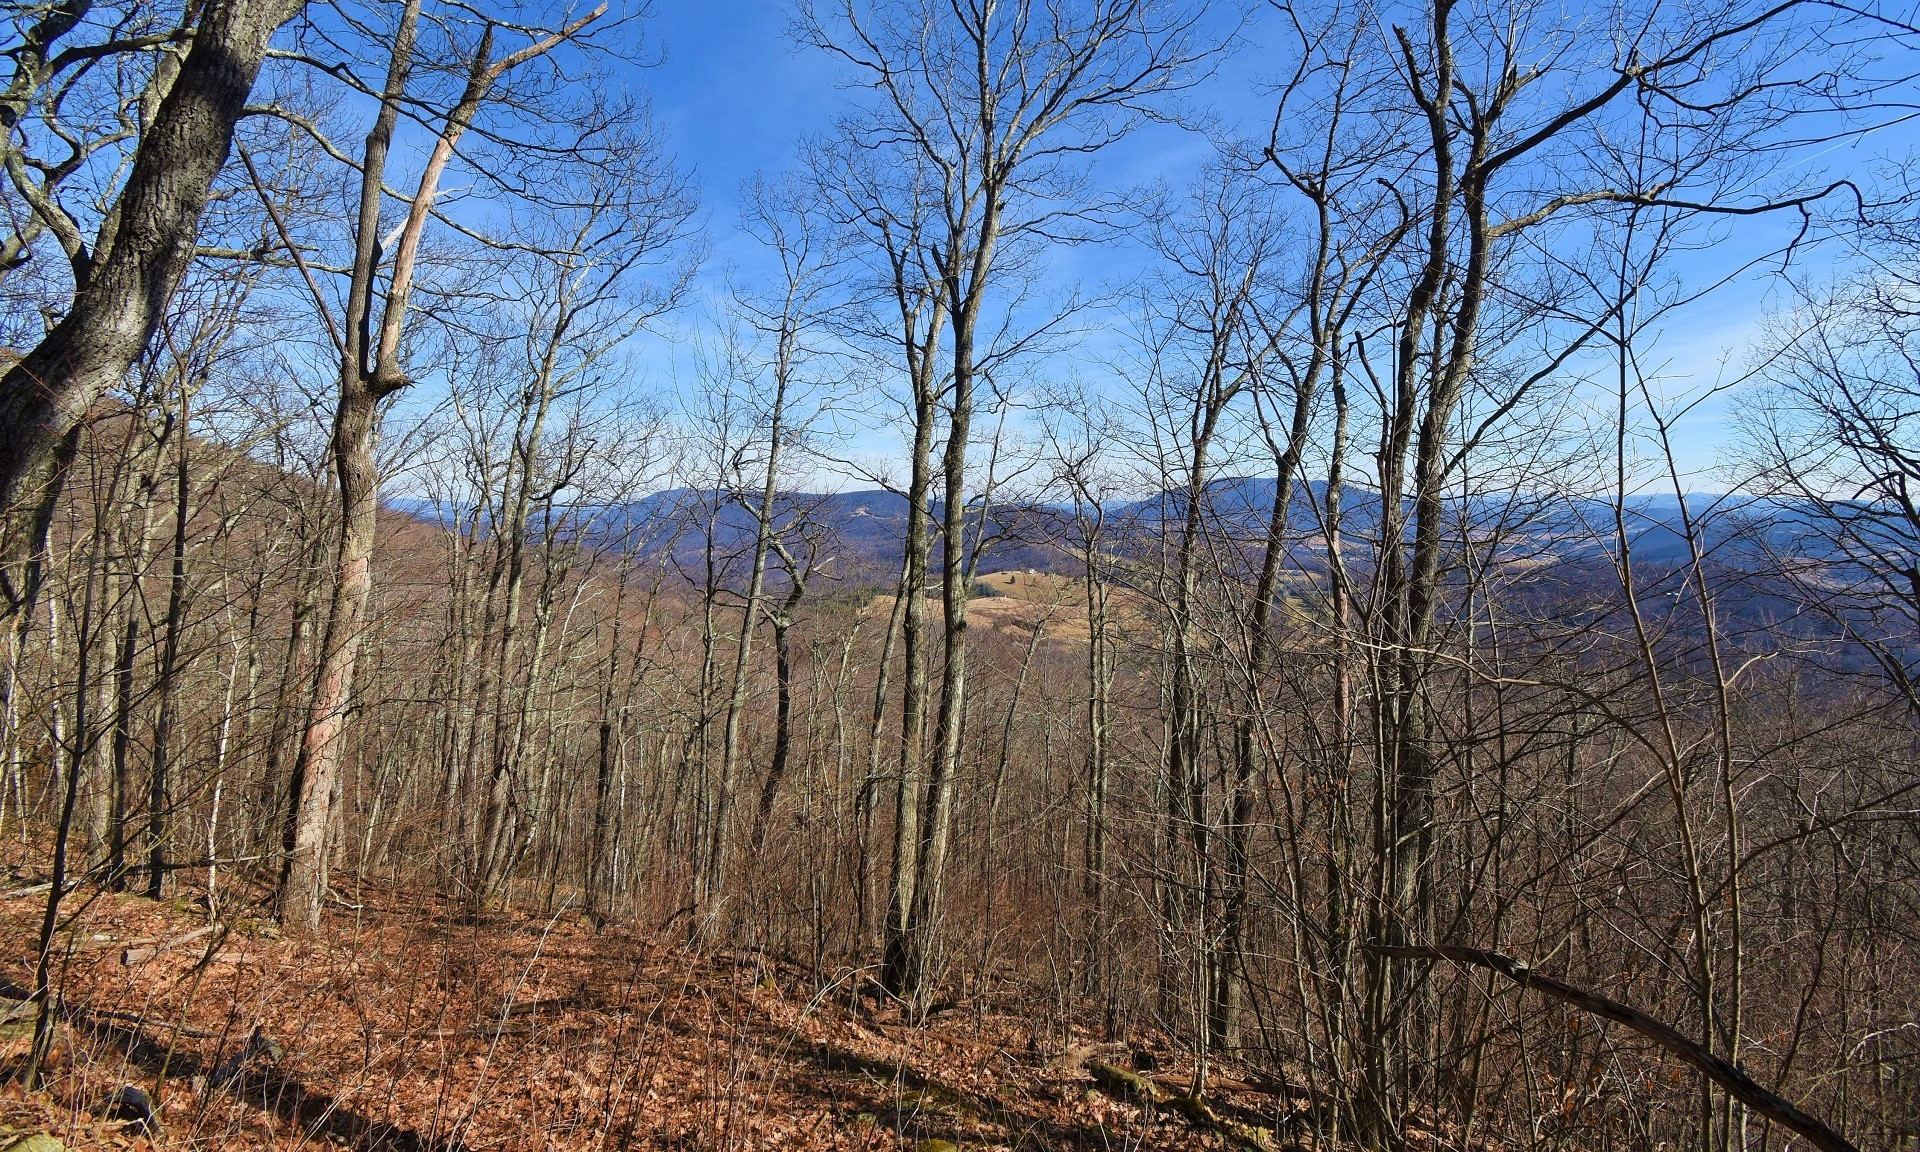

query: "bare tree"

left=692, top=177, right=839, bottom=942
left=278, top=0, right=610, bottom=931
left=802, top=0, right=1208, bottom=1000
left=1745, top=221, right=1920, bottom=711
left=0, top=0, right=305, bottom=595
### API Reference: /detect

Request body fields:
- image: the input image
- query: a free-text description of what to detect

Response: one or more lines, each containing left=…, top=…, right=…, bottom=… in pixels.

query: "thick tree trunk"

left=0, top=0, right=304, bottom=583
left=883, top=391, right=937, bottom=992
left=279, top=0, right=422, bottom=931
left=280, top=0, right=599, bottom=930
left=901, top=339, right=974, bottom=998
left=281, top=384, right=384, bottom=929
left=898, top=200, right=1003, bottom=998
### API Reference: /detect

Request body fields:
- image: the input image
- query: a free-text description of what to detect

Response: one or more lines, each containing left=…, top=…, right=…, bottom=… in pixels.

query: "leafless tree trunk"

left=805, top=0, right=1205, bottom=1000
left=281, top=0, right=605, bottom=931
left=0, top=0, right=303, bottom=591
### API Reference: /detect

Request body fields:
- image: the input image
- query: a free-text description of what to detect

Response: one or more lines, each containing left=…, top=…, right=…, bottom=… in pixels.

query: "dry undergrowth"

left=0, top=867, right=1311, bottom=1151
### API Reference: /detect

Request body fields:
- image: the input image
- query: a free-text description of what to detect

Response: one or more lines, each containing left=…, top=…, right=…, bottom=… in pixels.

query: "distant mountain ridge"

left=389, top=476, right=1861, bottom=591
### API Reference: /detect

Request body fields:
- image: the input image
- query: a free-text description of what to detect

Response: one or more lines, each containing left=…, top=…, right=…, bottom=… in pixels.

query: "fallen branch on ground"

left=1368, top=942, right=1857, bottom=1152
left=121, top=925, right=217, bottom=965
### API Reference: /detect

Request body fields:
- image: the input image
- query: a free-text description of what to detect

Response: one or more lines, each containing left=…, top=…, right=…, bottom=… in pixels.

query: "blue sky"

left=643, top=0, right=1242, bottom=271
left=616, top=0, right=1914, bottom=494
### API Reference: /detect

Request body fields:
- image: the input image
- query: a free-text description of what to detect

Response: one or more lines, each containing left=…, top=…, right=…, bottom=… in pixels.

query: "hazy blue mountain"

left=386, top=479, right=1872, bottom=607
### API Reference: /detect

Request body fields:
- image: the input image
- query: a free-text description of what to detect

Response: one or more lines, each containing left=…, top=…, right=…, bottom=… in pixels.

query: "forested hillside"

left=1, top=1, right=1918, bottom=1150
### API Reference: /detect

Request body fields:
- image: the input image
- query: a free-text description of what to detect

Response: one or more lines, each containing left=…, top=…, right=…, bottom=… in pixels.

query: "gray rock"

left=106, top=1084, right=156, bottom=1132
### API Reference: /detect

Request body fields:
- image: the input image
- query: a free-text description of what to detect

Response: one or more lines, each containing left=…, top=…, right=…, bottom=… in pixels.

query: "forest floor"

left=0, top=862, right=1316, bottom=1152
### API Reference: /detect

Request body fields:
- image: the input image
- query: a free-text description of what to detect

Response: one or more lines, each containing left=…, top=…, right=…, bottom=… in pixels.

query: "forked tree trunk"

left=282, top=374, right=390, bottom=928
left=752, top=545, right=809, bottom=854
left=280, top=0, right=602, bottom=930
left=279, top=0, right=423, bottom=931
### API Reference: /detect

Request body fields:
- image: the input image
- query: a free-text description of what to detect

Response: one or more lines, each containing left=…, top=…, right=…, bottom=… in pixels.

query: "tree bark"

left=0, top=0, right=304, bottom=589
left=280, top=0, right=603, bottom=930
left=279, top=0, right=424, bottom=931
left=147, top=383, right=194, bottom=898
